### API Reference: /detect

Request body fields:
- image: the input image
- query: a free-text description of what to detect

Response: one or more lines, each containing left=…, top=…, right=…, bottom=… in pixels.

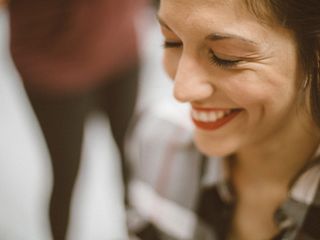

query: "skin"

left=158, top=0, right=320, bottom=239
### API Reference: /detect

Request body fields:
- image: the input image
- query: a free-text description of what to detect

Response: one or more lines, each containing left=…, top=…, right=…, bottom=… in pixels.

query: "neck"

left=229, top=123, right=319, bottom=240
left=233, top=119, right=320, bottom=188
left=228, top=108, right=320, bottom=240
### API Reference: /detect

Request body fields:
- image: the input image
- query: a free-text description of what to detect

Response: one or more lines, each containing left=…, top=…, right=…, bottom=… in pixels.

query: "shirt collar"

left=201, top=146, right=320, bottom=237
left=202, top=144, right=320, bottom=200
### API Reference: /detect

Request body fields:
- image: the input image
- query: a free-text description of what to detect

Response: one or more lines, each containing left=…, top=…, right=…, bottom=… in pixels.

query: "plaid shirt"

left=126, top=97, right=320, bottom=240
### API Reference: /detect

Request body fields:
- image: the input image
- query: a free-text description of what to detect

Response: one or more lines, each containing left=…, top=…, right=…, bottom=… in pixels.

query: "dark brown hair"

left=245, top=0, right=320, bottom=127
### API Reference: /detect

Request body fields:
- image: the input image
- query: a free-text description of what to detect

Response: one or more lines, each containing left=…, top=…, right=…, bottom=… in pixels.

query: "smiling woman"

left=159, top=0, right=306, bottom=158
left=126, top=0, right=320, bottom=240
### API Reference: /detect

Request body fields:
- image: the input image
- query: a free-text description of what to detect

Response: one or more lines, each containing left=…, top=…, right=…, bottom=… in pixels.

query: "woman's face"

left=159, top=0, right=306, bottom=157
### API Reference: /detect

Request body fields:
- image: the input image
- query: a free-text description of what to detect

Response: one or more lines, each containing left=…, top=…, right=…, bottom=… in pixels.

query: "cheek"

left=221, top=72, right=300, bottom=133
left=223, top=80, right=273, bottom=112
left=223, top=69, right=296, bottom=110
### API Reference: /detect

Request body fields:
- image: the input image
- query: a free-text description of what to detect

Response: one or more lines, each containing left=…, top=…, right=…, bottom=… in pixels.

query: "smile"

left=191, top=107, right=242, bottom=130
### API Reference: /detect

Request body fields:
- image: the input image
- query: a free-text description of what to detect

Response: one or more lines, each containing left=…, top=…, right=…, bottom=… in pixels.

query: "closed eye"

left=209, top=50, right=242, bottom=68
left=162, top=41, right=242, bottom=69
left=162, top=41, right=183, bottom=48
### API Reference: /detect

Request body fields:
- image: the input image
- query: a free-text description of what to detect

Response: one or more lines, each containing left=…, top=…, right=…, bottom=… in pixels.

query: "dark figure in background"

left=9, top=0, right=147, bottom=239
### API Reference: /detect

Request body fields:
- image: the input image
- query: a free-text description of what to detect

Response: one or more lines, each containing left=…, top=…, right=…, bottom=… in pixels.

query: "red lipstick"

left=191, top=107, right=242, bottom=131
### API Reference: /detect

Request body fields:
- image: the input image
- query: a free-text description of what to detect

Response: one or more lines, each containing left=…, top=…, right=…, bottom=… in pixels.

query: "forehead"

left=159, top=0, right=249, bottom=20
left=159, top=0, right=270, bottom=20
left=158, top=0, right=293, bottom=44
left=159, top=0, right=269, bottom=40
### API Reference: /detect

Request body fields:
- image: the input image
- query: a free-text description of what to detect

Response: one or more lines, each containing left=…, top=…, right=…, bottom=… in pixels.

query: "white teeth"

left=216, top=111, right=224, bottom=119
left=192, top=109, right=231, bottom=122
left=199, top=112, right=209, bottom=122
left=208, top=112, right=217, bottom=122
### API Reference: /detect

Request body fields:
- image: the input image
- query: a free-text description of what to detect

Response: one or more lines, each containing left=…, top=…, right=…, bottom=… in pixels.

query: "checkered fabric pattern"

left=126, top=98, right=320, bottom=240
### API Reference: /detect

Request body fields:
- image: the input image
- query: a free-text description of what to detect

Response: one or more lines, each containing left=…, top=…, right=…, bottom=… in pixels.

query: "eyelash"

left=208, top=50, right=241, bottom=68
left=162, top=41, right=183, bottom=48
left=162, top=41, right=241, bottom=69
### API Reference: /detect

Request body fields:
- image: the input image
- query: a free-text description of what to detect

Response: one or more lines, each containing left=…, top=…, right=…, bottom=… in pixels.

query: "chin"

left=193, top=132, right=236, bottom=157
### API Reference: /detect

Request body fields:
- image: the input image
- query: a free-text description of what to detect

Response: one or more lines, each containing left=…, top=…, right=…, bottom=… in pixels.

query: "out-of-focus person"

left=9, top=0, right=148, bottom=239
left=0, top=0, right=6, bottom=7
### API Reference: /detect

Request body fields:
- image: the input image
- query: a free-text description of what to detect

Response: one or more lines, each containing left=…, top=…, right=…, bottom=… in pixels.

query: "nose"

left=173, top=53, right=214, bottom=103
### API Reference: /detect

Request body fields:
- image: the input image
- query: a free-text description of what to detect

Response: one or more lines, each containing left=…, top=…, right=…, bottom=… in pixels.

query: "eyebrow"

left=205, top=33, right=258, bottom=46
left=157, top=14, right=258, bottom=46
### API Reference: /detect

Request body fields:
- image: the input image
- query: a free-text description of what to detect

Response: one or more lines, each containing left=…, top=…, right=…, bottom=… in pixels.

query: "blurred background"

left=0, top=1, right=173, bottom=239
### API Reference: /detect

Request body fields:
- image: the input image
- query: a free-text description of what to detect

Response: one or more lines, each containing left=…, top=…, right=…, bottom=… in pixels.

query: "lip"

left=191, top=107, right=242, bottom=131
